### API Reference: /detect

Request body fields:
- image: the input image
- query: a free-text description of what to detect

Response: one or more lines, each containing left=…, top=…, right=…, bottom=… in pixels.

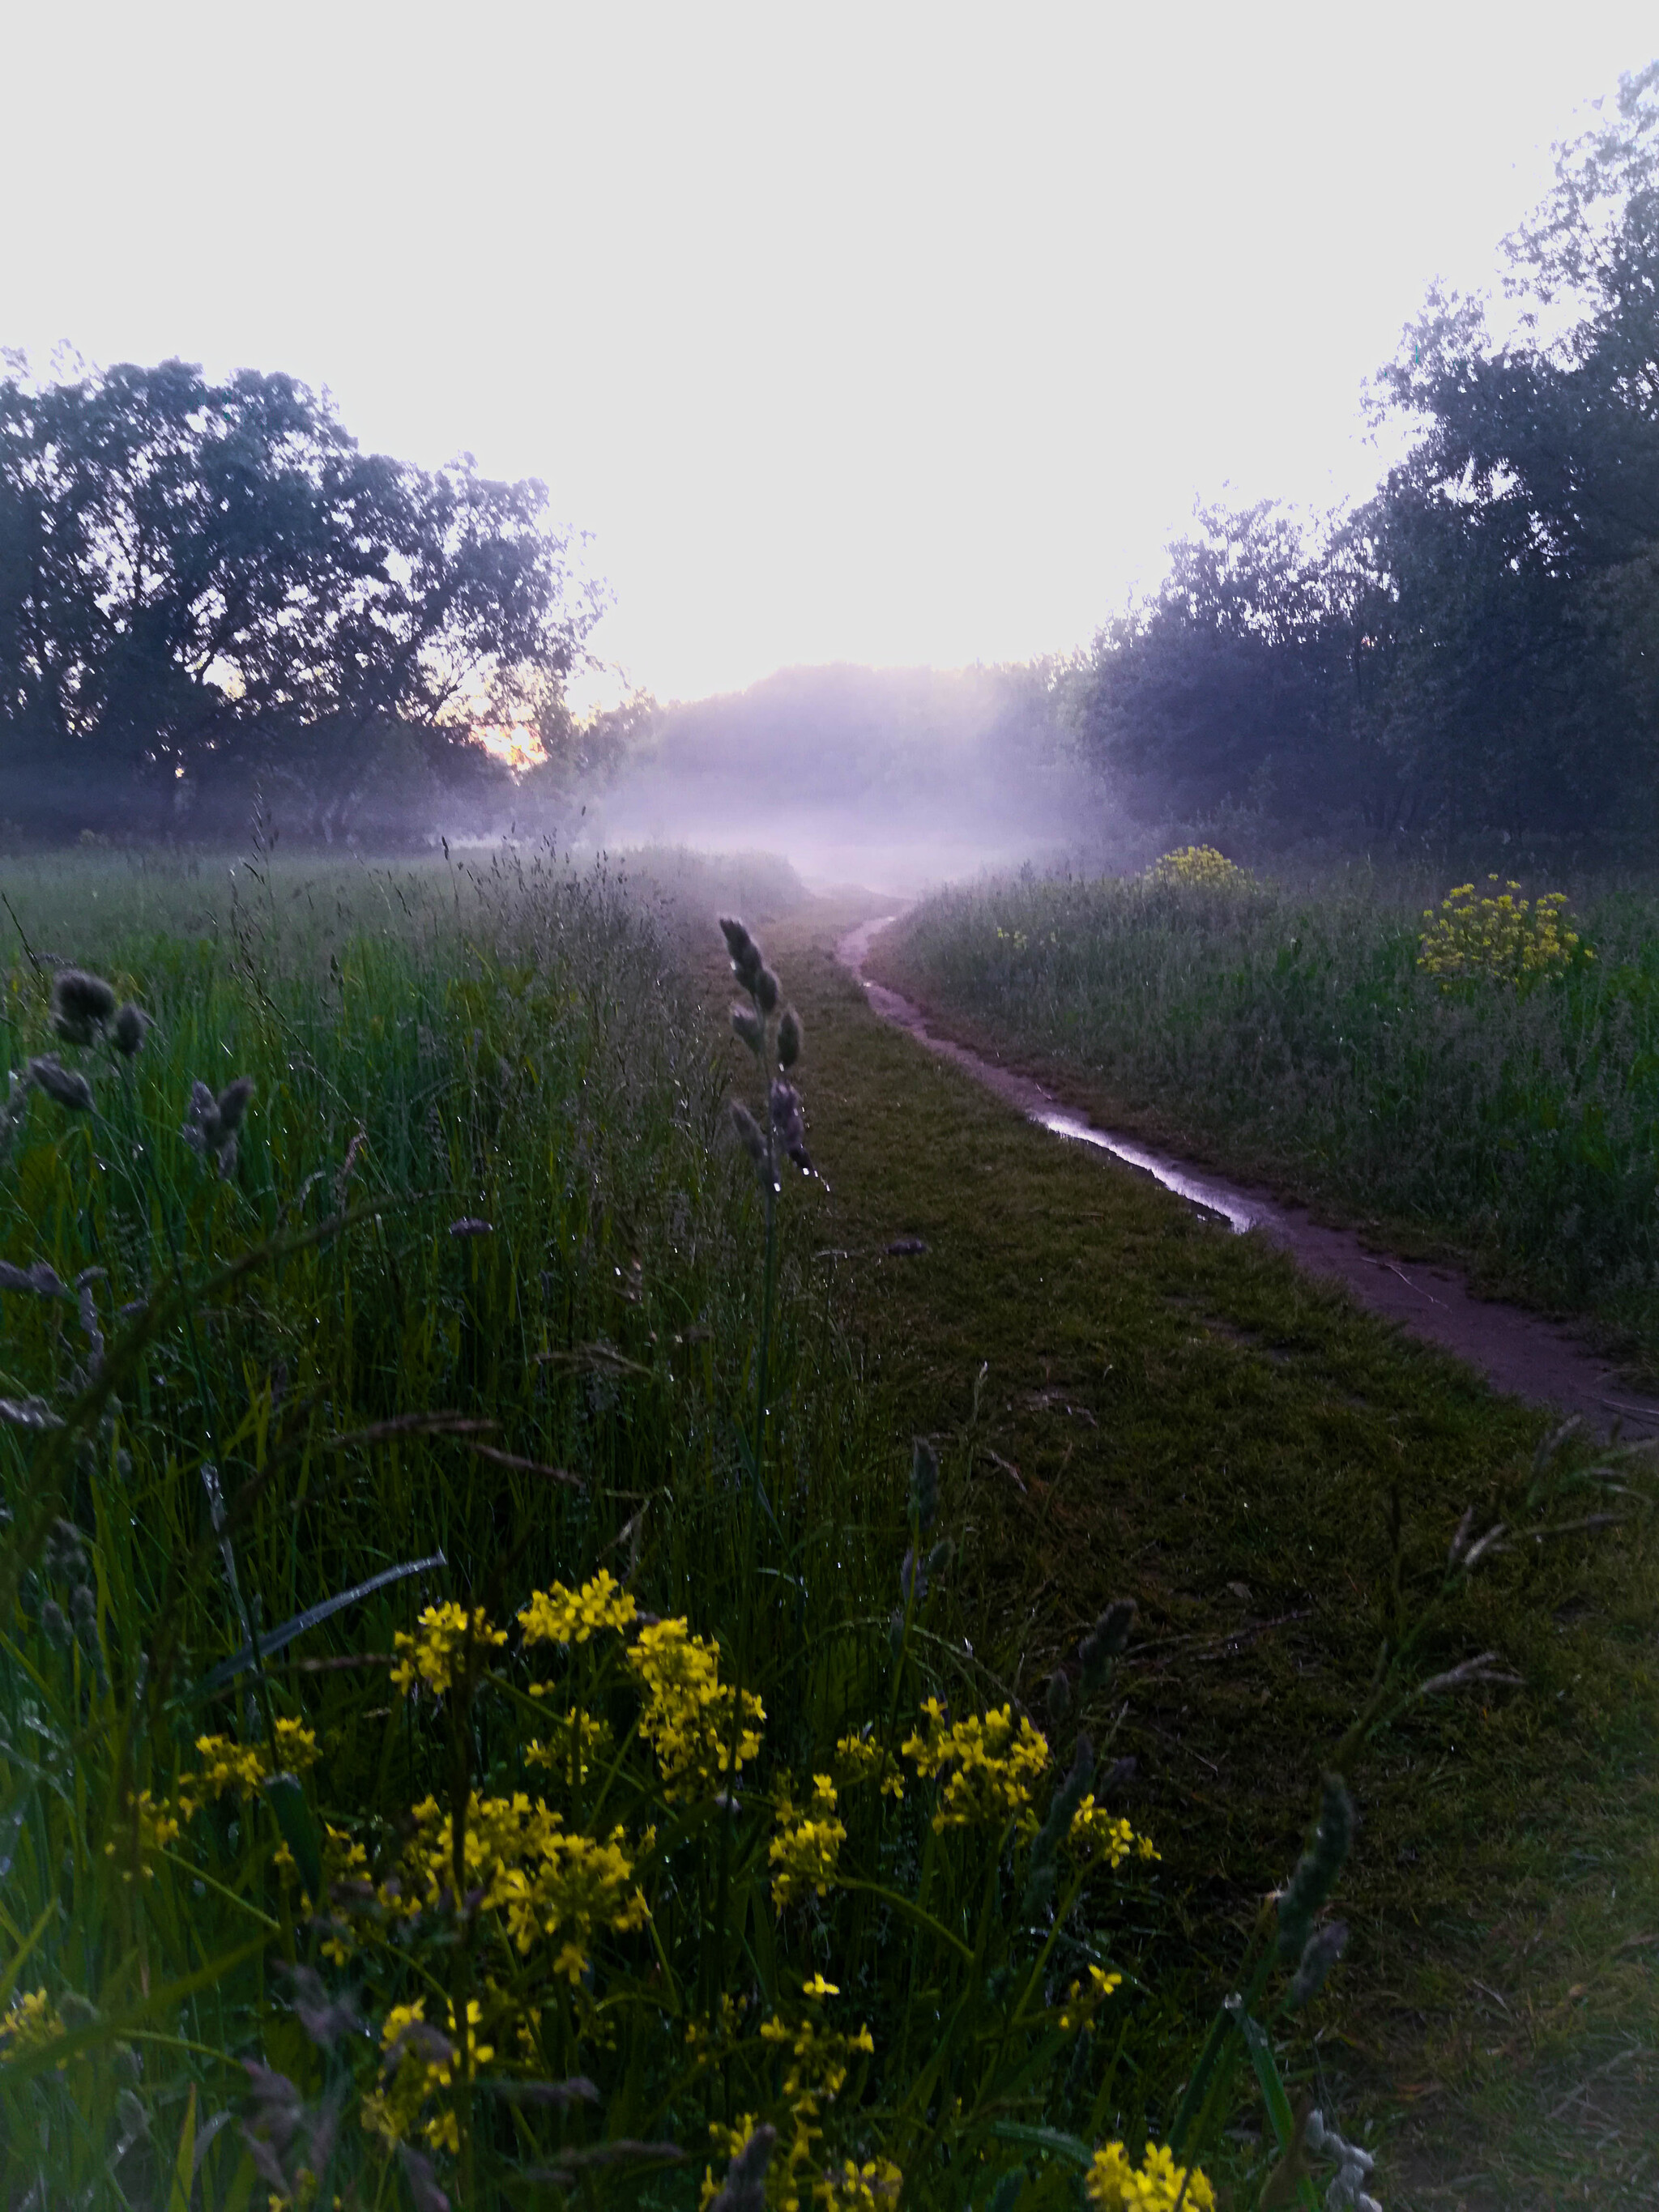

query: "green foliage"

left=1070, top=62, right=1659, bottom=846
left=0, top=359, right=603, bottom=841
left=0, top=854, right=1247, bottom=2210
left=885, top=865, right=1659, bottom=1361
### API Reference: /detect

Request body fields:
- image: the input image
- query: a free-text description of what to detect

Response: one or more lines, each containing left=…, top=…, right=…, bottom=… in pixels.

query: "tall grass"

left=883, top=863, right=1659, bottom=1362
left=0, top=847, right=1317, bottom=2210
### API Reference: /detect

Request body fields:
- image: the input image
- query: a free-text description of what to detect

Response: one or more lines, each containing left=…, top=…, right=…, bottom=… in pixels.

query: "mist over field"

left=584, top=663, right=1100, bottom=894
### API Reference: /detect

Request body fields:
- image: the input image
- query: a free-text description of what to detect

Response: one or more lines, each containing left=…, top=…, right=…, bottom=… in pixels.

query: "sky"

left=5, top=2, right=1656, bottom=705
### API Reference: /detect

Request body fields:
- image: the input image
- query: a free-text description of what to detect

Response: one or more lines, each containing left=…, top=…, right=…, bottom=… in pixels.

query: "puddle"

left=838, top=914, right=1659, bottom=1439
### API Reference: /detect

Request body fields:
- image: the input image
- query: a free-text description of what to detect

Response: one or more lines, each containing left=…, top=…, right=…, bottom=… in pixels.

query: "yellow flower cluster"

left=684, top=1992, right=747, bottom=2073
left=1085, top=2142, right=1214, bottom=2210
left=390, top=1601, right=508, bottom=1696
left=833, top=1732, right=903, bottom=1801
left=1068, top=1796, right=1160, bottom=1871
left=1147, top=846, right=1251, bottom=892
left=1058, top=1963, right=1124, bottom=2033
left=181, top=1719, right=319, bottom=1812
left=526, top=1705, right=612, bottom=1781
left=518, top=1569, right=637, bottom=1648
left=0, top=1988, right=65, bottom=2065
left=625, top=1617, right=765, bottom=1800
left=361, top=1997, right=495, bottom=2153
left=104, top=1789, right=180, bottom=1880
left=394, top=1792, right=647, bottom=1980
left=770, top=1775, right=847, bottom=1907
left=1418, top=878, right=1592, bottom=989
left=816, top=2157, right=904, bottom=2207
left=311, top=1824, right=375, bottom=1963
left=761, top=1984, right=877, bottom=2210
left=902, top=1701, right=1050, bottom=1832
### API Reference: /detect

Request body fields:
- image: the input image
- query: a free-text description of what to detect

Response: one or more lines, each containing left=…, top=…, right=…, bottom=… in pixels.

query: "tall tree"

left=0, top=359, right=603, bottom=835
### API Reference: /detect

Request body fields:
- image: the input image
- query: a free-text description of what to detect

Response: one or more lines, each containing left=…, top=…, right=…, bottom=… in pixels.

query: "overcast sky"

left=5, top=3, right=1655, bottom=704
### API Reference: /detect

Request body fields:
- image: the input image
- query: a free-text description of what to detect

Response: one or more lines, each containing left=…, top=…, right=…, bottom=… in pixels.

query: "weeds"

left=878, top=863, right=1659, bottom=1364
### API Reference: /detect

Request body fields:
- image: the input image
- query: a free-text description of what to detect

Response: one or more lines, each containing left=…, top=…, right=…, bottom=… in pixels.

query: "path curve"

left=839, top=914, right=1659, bottom=1440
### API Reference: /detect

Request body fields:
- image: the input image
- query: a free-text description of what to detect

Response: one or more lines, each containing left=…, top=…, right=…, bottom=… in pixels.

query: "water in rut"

left=839, top=914, right=1659, bottom=1440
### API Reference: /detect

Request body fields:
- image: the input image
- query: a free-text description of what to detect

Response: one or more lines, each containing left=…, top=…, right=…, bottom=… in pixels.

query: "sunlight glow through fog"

left=4, top=2, right=1655, bottom=704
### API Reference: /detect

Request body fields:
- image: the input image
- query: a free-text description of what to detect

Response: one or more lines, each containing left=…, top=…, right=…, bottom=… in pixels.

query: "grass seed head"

left=28, top=1055, right=95, bottom=1112
left=708, top=2122, right=778, bottom=2211
left=769, top=1077, right=813, bottom=1173
left=1288, top=1916, right=1349, bottom=2005
left=112, top=1001, right=151, bottom=1057
left=1078, top=1600, right=1137, bottom=1694
left=216, top=1076, right=255, bottom=1133
left=731, top=1002, right=764, bottom=1053
left=1275, top=1772, right=1354, bottom=1963
left=49, top=967, right=117, bottom=1045
left=719, top=915, right=764, bottom=991
left=730, top=1100, right=766, bottom=1165
left=755, top=964, right=781, bottom=1015
left=778, top=1004, right=802, bottom=1068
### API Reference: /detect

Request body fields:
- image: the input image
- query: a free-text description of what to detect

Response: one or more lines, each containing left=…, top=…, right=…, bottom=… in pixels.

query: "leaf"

left=263, top=1773, right=323, bottom=1903
left=190, top=1551, right=446, bottom=1696
left=1234, top=2007, right=1320, bottom=2211
left=987, top=2121, right=1094, bottom=2169
left=166, top=2083, right=197, bottom=2212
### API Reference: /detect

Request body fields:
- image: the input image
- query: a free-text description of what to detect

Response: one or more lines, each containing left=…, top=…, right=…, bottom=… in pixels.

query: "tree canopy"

left=0, top=358, right=603, bottom=839
left=1072, top=62, right=1659, bottom=849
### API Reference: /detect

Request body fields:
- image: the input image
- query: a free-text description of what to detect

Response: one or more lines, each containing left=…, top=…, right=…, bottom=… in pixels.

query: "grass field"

left=0, top=846, right=1654, bottom=2210
left=873, top=861, right=1659, bottom=1379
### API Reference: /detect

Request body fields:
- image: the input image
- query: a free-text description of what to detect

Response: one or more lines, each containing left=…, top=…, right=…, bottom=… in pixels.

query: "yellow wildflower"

left=902, top=1700, right=1049, bottom=1831
left=684, top=1993, right=746, bottom=2072
left=525, top=1706, right=612, bottom=1781
left=518, top=1569, right=638, bottom=1648
left=1418, top=878, right=1591, bottom=989
left=816, top=2157, right=903, bottom=2208
left=1147, top=846, right=1251, bottom=893
left=1058, top=1964, right=1124, bottom=2032
left=1068, top=1796, right=1159, bottom=1870
left=0, top=1989, right=65, bottom=2065
left=759, top=2010, right=877, bottom=2206
left=770, top=1778, right=847, bottom=1908
left=1084, top=2141, right=1214, bottom=2210
left=103, top=1789, right=180, bottom=1881
left=181, top=1719, right=320, bottom=1812
left=396, top=1793, right=647, bottom=1976
left=362, top=1997, right=495, bottom=2153
left=390, top=1601, right=506, bottom=1696
left=625, top=1617, right=764, bottom=1800
left=833, top=1731, right=903, bottom=1800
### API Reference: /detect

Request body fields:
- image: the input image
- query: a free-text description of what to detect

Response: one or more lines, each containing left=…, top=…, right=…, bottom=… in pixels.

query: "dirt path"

left=840, top=914, right=1659, bottom=1440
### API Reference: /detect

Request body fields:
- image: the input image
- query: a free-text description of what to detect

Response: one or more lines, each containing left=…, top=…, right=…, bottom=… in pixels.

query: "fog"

left=573, top=663, right=1107, bottom=897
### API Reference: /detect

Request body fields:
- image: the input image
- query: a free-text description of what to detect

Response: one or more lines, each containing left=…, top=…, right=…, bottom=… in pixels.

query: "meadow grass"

left=5, top=842, right=1654, bottom=2211
left=753, top=899, right=1659, bottom=2211
left=0, top=847, right=1286, bottom=2212
left=873, top=862, right=1659, bottom=1376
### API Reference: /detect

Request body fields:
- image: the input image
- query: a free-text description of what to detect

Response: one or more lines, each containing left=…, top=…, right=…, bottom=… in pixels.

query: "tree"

left=0, top=358, right=603, bottom=837
left=1070, top=62, right=1659, bottom=850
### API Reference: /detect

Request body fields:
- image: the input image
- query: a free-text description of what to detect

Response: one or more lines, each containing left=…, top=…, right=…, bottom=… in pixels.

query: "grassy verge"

left=870, top=865, right=1659, bottom=1379
left=753, top=897, right=1659, bottom=2210
left=2, top=846, right=1347, bottom=2212
left=3, top=844, right=1655, bottom=2210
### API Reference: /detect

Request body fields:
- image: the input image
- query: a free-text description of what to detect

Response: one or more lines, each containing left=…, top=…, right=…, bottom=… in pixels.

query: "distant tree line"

left=1071, top=63, right=1659, bottom=850
left=0, top=358, right=602, bottom=842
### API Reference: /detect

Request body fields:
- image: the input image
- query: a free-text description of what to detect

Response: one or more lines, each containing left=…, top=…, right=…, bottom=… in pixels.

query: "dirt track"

left=840, top=914, right=1659, bottom=1441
